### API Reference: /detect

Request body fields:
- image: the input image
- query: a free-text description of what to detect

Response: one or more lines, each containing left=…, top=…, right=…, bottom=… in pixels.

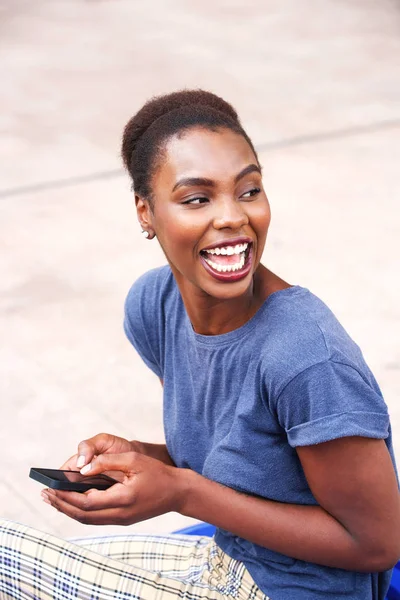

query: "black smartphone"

left=29, top=468, right=118, bottom=492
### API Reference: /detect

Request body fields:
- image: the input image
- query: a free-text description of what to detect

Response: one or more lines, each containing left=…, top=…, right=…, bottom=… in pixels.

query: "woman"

left=1, top=89, right=399, bottom=600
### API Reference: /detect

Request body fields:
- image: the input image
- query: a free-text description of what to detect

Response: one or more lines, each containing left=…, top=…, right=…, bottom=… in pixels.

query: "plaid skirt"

left=0, top=518, right=270, bottom=599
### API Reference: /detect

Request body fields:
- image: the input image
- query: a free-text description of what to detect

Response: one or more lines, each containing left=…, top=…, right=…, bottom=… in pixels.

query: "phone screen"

left=38, top=469, right=114, bottom=486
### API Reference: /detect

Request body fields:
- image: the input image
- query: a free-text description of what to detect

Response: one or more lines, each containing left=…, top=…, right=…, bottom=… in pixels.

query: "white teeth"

left=204, top=243, right=248, bottom=256
left=204, top=253, right=246, bottom=273
left=202, top=242, right=249, bottom=275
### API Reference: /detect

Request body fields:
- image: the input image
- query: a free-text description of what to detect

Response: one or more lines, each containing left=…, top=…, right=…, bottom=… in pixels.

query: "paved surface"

left=0, top=0, right=399, bottom=539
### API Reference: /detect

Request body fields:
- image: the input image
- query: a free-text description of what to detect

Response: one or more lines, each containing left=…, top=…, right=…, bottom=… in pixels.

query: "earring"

left=141, top=230, right=150, bottom=239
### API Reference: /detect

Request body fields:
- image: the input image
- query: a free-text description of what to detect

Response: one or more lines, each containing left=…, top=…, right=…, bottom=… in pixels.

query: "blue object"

left=386, top=562, right=400, bottom=600
left=174, top=523, right=400, bottom=600
left=174, top=522, right=216, bottom=537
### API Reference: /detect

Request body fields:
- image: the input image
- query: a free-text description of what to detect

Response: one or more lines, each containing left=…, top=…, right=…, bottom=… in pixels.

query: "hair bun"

left=122, top=89, right=239, bottom=171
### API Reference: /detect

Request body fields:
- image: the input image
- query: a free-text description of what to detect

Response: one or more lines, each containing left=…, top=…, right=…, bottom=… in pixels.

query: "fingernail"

left=77, top=455, right=86, bottom=468
left=80, top=463, right=91, bottom=475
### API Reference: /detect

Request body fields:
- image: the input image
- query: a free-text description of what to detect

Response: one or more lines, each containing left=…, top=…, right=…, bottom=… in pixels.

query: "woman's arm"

left=180, top=436, right=400, bottom=572
left=47, top=436, right=400, bottom=572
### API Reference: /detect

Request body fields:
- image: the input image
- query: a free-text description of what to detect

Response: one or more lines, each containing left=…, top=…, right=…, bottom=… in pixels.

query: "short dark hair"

left=121, top=89, right=258, bottom=205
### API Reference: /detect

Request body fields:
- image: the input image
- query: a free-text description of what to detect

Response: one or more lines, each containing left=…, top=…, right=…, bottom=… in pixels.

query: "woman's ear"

left=135, top=194, right=155, bottom=238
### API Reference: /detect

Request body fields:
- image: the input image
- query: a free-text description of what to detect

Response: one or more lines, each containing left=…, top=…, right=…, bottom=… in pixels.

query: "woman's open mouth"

left=199, top=241, right=253, bottom=282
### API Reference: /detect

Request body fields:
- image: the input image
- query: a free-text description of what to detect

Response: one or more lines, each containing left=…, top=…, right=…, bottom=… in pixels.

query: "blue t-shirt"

left=124, top=266, right=395, bottom=600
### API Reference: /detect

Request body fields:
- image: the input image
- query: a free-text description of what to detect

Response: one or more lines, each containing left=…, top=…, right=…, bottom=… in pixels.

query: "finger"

left=80, top=451, right=138, bottom=477
left=77, top=434, right=113, bottom=469
left=45, top=484, right=132, bottom=511
left=41, top=490, right=52, bottom=505
left=43, top=491, right=128, bottom=525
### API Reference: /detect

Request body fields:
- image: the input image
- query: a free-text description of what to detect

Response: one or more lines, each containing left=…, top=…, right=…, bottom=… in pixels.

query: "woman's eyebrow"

left=172, top=164, right=262, bottom=193
left=172, top=177, right=214, bottom=192
left=234, top=164, right=262, bottom=183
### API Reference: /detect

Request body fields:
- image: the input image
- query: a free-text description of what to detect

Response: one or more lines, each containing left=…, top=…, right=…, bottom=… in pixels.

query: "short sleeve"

left=276, top=360, right=390, bottom=447
left=123, top=273, right=163, bottom=379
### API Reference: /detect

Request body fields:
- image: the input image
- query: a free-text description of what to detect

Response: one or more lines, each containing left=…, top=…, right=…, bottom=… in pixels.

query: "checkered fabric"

left=0, top=519, right=270, bottom=599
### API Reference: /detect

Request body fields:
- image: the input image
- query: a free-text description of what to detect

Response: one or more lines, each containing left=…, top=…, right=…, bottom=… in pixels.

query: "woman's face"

left=139, top=127, right=271, bottom=300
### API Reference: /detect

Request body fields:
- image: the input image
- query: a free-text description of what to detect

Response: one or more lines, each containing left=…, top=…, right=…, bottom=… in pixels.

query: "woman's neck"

left=175, top=265, right=290, bottom=336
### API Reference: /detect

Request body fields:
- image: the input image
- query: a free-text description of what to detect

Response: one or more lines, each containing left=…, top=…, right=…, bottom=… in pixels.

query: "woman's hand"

left=42, top=451, right=189, bottom=525
left=60, top=433, right=175, bottom=472
left=60, top=433, right=136, bottom=472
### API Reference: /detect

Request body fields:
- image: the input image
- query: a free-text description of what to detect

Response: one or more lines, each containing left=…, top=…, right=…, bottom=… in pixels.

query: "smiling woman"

left=1, top=90, right=399, bottom=600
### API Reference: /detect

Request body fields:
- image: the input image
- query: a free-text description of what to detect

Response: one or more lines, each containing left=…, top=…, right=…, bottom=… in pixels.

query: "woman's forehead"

left=158, top=127, right=258, bottom=186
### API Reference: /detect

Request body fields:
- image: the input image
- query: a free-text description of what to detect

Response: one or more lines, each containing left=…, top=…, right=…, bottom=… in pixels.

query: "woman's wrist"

left=130, top=440, right=176, bottom=466
left=130, top=439, right=146, bottom=455
left=173, top=467, right=199, bottom=516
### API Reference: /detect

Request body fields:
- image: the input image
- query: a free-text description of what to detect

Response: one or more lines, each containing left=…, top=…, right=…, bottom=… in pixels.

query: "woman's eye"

left=241, top=187, right=261, bottom=199
left=182, top=197, right=209, bottom=205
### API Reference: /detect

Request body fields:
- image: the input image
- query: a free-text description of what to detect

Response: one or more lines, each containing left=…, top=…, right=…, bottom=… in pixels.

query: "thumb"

left=80, top=451, right=137, bottom=476
left=76, top=440, right=96, bottom=469
left=76, top=434, right=112, bottom=469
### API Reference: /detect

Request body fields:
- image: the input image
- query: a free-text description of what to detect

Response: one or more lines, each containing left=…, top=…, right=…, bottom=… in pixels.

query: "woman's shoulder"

left=126, top=264, right=173, bottom=295
left=125, top=265, right=174, bottom=305
left=275, top=286, right=361, bottom=356
left=124, top=265, right=177, bottom=325
left=258, top=286, right=371, bottom=393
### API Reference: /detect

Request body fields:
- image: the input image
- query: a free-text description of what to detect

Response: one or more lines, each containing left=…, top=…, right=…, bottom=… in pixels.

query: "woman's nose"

left=212, top=197, right=249, bottom=230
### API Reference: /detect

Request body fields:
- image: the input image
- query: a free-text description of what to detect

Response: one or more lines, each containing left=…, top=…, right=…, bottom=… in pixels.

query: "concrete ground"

left=0, top=0, right=399, bottom=540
